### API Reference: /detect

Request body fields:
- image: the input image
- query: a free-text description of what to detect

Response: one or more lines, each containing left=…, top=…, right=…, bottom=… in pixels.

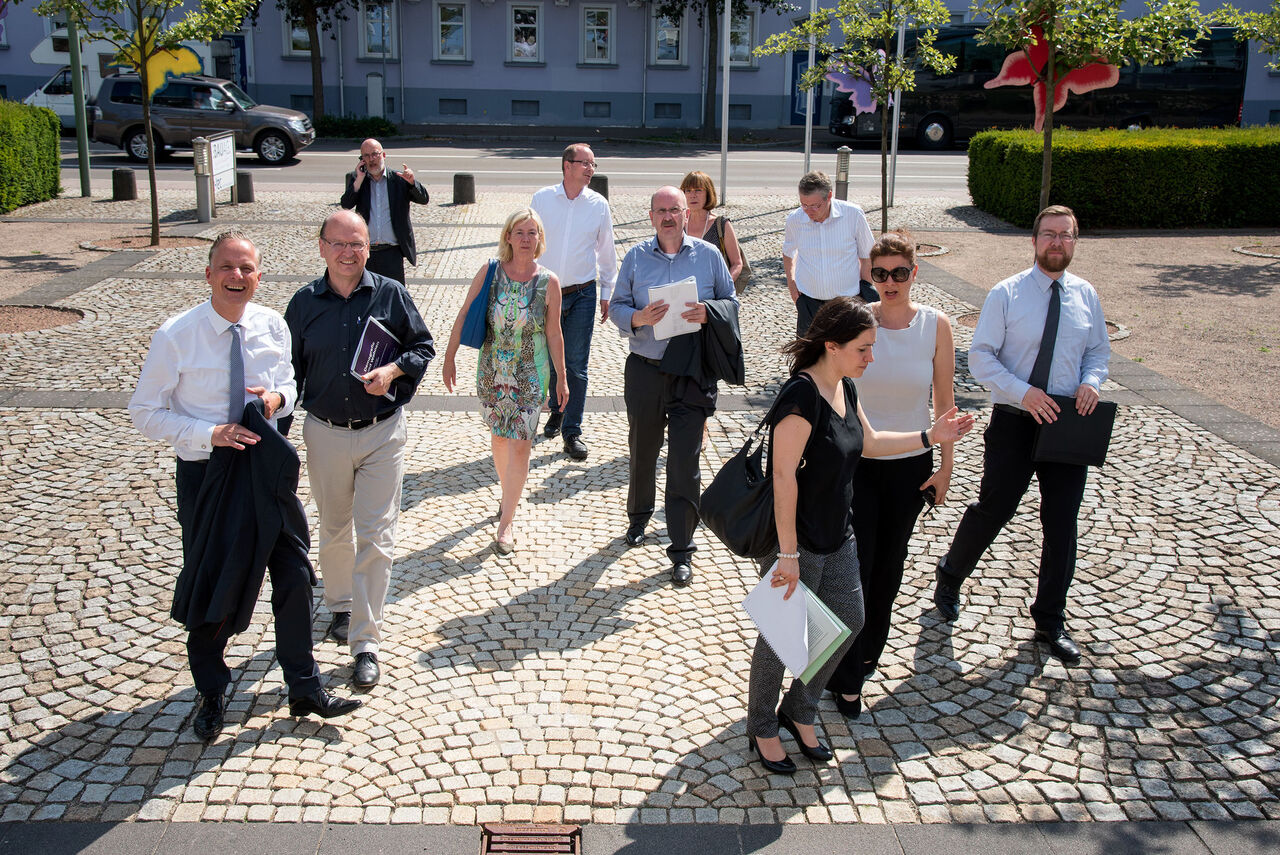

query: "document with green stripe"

left=743, top=566, right=853, bottom=683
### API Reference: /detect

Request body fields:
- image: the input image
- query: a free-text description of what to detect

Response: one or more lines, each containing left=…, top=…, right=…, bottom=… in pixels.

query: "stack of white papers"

left=648, top=276, right=700, bottom=341
left=742, top=563, right=853, bottom=683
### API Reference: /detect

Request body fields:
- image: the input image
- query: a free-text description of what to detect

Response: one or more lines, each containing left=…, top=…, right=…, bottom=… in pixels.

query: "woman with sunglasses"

left=826, top=231, right=958, bottom=720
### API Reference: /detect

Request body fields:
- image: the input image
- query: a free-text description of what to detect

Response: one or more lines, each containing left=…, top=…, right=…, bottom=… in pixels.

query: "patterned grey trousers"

left=746, top=536, right=866, bottom=738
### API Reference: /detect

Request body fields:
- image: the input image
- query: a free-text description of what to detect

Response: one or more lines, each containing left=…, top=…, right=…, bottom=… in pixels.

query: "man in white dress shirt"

left=130, top=231, right=360, bottom=741
left=781, top=171, right=876, bottom=336
left=530, top=143, right=619, bottom=461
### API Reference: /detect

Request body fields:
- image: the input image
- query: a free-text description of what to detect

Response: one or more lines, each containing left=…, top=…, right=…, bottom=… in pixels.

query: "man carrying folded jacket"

left=932, top=204, right=1111, bottom=665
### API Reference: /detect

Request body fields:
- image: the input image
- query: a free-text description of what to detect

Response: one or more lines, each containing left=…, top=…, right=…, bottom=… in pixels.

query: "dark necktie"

left=1028, top=280, right=1061, bottom=392
left=228, top=323, right=245, bottom=424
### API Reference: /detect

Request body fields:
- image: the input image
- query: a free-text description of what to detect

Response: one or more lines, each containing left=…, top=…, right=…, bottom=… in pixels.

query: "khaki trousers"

left=303, top=409, right=406, bottom=655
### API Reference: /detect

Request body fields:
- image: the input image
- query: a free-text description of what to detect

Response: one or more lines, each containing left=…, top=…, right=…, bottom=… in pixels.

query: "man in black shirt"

left=285, top=210, right=435, bottom=691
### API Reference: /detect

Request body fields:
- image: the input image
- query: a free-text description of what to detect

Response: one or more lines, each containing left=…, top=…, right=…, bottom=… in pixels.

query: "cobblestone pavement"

left=0, top=190, right=1277, bottom=830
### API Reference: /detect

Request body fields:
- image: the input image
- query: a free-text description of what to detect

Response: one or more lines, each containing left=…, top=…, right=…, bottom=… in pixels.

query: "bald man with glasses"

left=340, top=138, right=429, bottom=284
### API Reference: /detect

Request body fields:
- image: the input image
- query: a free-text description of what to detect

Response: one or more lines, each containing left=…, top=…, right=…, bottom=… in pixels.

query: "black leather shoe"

left=192, top=690, right=226, bottom=741
left=833, top=692, right=862, bottom=720
left=1035, top=628, right=1082, bottom=665
left=670, top=562, right=693, bottom=587
left=777, top=709, right=833, bottom=762
left=289, top=687, right=363, bottom=719
left=352, top=652, right=380, bottom=689
left=327, top=611, right=350, bottom=643
left=563, top=436, right=589, bottom=461
left=747, top=736, right=797, bottom=775
left=933, top=567, right=961, bottom=621
left=624, top=523, right=647, bottom=548
left=543, top=411, right=563, bottom=438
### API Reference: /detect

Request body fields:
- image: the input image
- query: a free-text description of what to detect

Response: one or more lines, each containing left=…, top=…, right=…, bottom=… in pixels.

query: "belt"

left=314, top=412, right=390, bottom=431
left=562, top=279, right=596, bottom=295
left=631, top=353, right=663, bottom=368
left=994, top=403, right=1034, bottom=418
left=369, top=243, right=398, bottom=252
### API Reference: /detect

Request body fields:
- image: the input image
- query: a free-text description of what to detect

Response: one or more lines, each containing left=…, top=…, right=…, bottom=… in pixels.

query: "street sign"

left=210, top=133, right=235, bottom=192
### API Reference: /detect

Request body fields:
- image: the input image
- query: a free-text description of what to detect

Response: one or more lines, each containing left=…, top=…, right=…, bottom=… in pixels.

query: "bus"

left=828, top=26, right=1247, bottom=148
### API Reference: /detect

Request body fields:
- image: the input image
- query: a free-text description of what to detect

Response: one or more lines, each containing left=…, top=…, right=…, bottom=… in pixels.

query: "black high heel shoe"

left=777, top=710, right=833, bottom=763
left=833, top=691, right=862, bottom=720
left=747, top=736, right=797, bottom=775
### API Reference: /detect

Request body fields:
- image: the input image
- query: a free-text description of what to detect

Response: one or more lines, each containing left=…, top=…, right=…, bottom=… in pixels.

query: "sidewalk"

left=0, top=188, right=1276, bottom=851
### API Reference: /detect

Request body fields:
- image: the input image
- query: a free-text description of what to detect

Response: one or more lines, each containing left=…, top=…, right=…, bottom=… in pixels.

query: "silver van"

left=91, top=73, right=314, bottom=164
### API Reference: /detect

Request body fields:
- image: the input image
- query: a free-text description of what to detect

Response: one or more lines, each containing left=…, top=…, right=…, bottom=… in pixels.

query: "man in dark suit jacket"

left=340, top=138, right=429, bottom=284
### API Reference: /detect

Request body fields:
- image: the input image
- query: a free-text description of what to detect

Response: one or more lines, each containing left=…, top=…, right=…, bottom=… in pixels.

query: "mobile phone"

left=922, top=485, right=937, bottom=516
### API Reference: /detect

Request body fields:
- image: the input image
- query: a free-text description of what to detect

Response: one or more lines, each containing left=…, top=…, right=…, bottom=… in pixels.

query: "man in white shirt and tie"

left=130, top=231, right=360, bottom=741
left=531, top=143, right=619, bottom=461
left=781, top=171, right=876, bottom=336
left=932, top=205, right=1111, bottom=665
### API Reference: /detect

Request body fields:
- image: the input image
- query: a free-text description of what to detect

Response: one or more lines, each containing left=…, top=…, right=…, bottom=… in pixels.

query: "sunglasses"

left=870, top=266, right=913, bottom=283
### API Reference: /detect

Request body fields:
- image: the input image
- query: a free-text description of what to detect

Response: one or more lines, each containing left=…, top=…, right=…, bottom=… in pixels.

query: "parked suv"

left=91, top=74, right=314, bottom=164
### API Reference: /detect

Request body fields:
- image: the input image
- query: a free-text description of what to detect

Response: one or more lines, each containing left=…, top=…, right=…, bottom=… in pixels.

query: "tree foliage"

left=756, top=0, right=955, bottom=232
left=654, top=0, right=795, bottom=141
left=1219, top=1, right=1280, bottom=69
left=30, top=0, right=255, bottom=243
left=973, top=0, right=1208, bottom=211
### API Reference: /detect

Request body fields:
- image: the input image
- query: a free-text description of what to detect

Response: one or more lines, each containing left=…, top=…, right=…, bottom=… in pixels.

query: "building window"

left=510, top=4, right=542, bottom=63
left=360, top=1, right=398, bottom=59
left=949, top=11, right=966, bottom=24
left=440, top=98, right=468, bottom=115
left=729, top=104, right=751, bottom=120
left=582, top=5, right=614, bottom=64
left=283, top=15, right=311, bottom=56
left=512, top=99, right=540, bottom=116
left=654, top=102, right=681, bottom=119
left=435, top=1, right=469, bottom=61
left=291, top=94, right=315, bottom=113
left=583, top=101, right=611, bottom=118
left=652, top=13, right=685, bottom=65
left=728, top=10, right=756, bottom=66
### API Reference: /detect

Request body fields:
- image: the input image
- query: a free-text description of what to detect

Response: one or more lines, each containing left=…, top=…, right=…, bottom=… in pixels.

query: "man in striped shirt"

left=781, top=171, right=876, bottom=336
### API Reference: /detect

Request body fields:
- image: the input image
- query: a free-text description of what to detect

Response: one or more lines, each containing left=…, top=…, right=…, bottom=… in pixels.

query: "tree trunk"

left=1039, top=42, right=1056, bottom=213
left=137, top=28, right=160, bottom=246
left=701, top=12, right=720, bottom=141
left=879, top=100, right=890, bottom=234
left=306, top=10, right=326, bottom=118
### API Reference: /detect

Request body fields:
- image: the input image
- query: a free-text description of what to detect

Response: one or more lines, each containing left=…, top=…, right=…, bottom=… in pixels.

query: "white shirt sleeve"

left=129, top=326, right=218, bottom=457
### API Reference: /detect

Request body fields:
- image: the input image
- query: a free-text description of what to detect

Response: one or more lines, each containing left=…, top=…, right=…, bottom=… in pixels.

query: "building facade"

left=0, top=2, right=1276, bottom=131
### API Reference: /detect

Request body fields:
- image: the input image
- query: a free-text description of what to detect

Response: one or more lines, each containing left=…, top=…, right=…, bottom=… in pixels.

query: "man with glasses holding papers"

left=609, top=186, right=738, bottom=588
left=285, top=210, right=435, bottom=691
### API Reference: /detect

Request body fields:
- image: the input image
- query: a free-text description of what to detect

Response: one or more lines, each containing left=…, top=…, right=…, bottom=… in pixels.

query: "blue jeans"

left=549, top=283, right=596, bottom=439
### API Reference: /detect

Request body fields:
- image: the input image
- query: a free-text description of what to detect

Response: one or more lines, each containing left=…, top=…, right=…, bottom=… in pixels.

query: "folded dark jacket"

left=659, top=298, right=745, bottom=387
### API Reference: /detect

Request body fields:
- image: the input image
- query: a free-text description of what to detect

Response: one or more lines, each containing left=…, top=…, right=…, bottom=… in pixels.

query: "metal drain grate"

left=480, top=823, right=582, bottom=853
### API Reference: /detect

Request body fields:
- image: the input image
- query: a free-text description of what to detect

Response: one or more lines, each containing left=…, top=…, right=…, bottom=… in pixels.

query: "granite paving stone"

left=0, top=188, right=1276, bottom=831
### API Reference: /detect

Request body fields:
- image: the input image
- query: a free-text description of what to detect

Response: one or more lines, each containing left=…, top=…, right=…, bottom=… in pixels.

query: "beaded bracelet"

left=777, top=551, right=800, bottom=560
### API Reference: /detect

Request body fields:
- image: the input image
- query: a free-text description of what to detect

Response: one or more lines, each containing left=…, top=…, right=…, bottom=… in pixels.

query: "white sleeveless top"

left=854, top=304, right=938, bottom=460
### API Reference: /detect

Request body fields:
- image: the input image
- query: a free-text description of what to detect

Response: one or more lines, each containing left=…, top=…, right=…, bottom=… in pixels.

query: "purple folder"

left=350, top=316, right=402, bottom=402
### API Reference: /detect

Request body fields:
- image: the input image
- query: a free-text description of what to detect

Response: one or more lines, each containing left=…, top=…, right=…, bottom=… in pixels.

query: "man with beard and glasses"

left=609, top=186, right=738, bottom=588
left=931, top=205, right=1111, bottom=665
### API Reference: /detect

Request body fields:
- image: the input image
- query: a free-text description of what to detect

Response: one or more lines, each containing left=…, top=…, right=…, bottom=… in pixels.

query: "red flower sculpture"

left=984, top=26, right=1120, bottom=131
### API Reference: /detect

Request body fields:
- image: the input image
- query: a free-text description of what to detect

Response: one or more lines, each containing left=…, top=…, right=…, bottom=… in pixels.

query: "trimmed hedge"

left=0, top=100, right=61, bottom=214
left=968, top=127, right=1280, bottom=229
left=315, top=114, right=399, bottom=139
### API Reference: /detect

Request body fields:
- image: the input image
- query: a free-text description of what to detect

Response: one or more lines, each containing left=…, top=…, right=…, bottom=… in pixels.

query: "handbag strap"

left=754, top=373, right=819, bottom=476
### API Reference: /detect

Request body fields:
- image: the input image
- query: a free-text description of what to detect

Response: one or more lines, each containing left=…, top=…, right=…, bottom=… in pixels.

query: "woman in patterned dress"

left=442, top=209, right=568, bottom=554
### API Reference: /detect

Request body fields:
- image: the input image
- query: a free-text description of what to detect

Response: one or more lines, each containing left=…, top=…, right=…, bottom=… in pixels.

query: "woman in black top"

left=746, top=298, right=974, bottom=775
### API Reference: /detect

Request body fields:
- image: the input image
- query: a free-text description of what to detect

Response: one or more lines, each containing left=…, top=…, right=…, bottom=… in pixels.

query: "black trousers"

left=175, top=460, right=321, bottom=698
left=366, top=245, right=407, bottom=284
left=623, top=354, right=715, bottom=563
left=938, top=408, right=1089, bottom=632
left=829, top=452, right=932, bottom=695
left=796, top=280, right=878, bottom=336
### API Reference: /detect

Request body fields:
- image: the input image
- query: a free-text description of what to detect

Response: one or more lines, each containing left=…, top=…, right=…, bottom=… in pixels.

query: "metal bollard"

left=453, top=173, right=476, bottom=205
left=588, top=174, right=609, bottom=199
left=834, top=146, right=852, bottom=201
left=111, top=168, right=137, bottom=201
left=235, top=170, right=254, bottom=203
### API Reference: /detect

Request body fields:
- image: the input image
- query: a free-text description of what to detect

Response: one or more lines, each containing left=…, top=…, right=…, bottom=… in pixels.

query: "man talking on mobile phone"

left=340, top=138, right=429, bottom=284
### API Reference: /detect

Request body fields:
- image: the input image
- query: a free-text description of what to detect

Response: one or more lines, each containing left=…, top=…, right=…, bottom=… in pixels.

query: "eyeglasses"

left=360, top=151, right=385, bottom=160
left=651, top=207, right=686, bottom=217
left=870, top=266, right=914, bottom=283
left=322, top=238, right=369, bottom=252
left=567, top=159, right=597, bottom=169
left=1037, top=231, right=1077, bottom=243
